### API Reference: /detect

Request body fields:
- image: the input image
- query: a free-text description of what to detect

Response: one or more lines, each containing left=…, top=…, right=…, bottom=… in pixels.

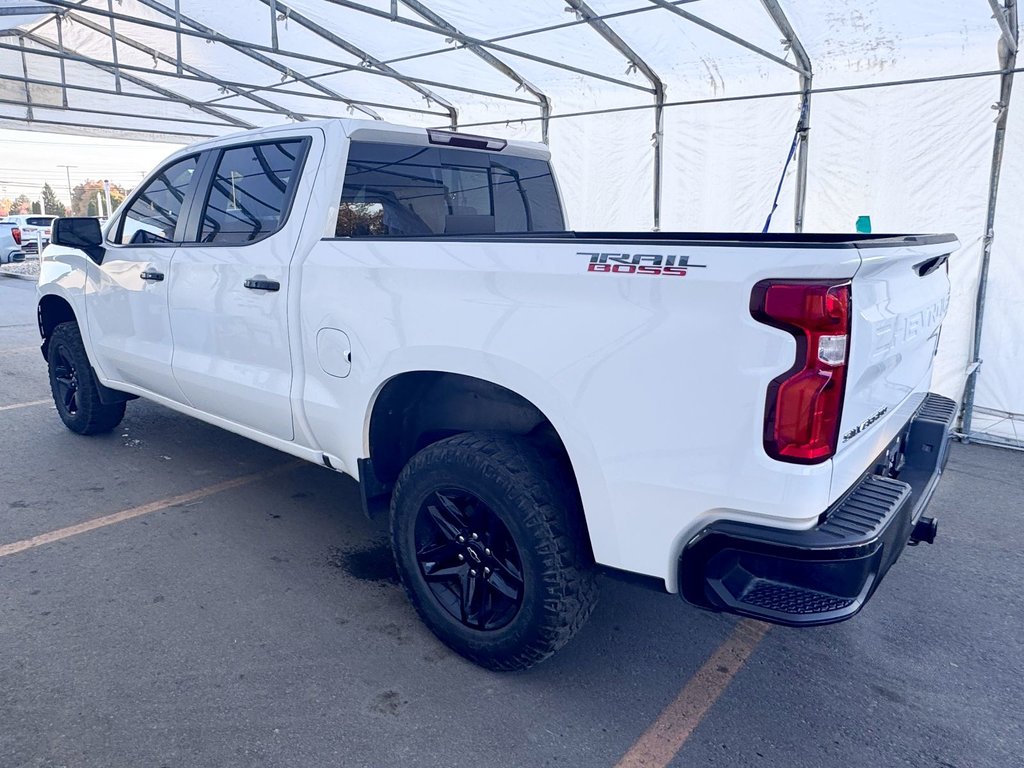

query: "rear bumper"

left=678, top=392, right=956, bottom=626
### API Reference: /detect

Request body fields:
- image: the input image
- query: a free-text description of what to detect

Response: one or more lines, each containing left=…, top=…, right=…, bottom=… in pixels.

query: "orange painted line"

left=0, top=462, right=299, bottom=558
left=0, top=398, right=51, bottom=412
left=615, top=619, right=771, bottom=768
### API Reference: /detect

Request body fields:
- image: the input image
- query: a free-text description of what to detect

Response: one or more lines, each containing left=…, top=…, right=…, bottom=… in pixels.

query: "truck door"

left=167, top=135, right=316, bottom=441
left=85, top=154, right=200, bottom=401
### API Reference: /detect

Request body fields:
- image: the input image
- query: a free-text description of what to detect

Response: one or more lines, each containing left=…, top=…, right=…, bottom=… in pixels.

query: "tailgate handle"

left=140, top=270, right=164, bottom=281
left=913, top=254, right=948, bottom=277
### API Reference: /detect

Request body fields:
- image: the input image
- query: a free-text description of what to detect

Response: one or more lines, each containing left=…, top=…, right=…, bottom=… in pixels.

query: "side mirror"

left=51, top=217, right=105, bottom=264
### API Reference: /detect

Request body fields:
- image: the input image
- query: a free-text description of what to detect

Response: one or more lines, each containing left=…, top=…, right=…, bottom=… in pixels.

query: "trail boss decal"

left=581, top=252, right=706, bottom=277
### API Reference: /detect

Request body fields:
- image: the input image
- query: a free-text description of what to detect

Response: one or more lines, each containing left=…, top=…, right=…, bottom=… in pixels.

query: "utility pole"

left=58, top=164, right=76, bottom=212
left=103, top=179, right=113, bottom=220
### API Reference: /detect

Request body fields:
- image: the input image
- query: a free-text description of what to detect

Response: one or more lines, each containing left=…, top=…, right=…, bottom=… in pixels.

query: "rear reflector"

left=751, top=280, right=851, bottom=464
left=427, top=129, right=507, bottom=151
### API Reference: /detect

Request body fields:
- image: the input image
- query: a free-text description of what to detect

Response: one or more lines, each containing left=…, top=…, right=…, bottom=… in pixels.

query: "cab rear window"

left=335, top=141, right=565, bottom=237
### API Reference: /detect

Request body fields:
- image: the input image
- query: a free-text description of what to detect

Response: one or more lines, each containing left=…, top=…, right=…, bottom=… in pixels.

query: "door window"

left=115, top=155, right=199, bottom=245
left=197, top=140, right=306, bottom=244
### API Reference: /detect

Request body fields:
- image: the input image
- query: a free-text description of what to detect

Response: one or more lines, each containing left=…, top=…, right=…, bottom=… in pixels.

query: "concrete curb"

left=0, top=271, right=38, bottom=282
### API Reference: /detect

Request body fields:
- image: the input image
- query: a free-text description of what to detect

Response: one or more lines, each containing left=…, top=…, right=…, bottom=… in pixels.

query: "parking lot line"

left=0, top=462, right=300, bottom=558
left=614, top=619, right=770, bottom=768
left=0, top=398, right=51, bottom=412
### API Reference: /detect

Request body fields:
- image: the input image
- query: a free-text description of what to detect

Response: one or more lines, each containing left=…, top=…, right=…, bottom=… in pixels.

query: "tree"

left=70, top=180, right=128, bottom=216
left=12, top=194, right=32, bottom=214
left=0, top=198, right=11, bottom=216
left=30, top=201, right=41, bottom=214
left=41, top=183, right=66, bottom=217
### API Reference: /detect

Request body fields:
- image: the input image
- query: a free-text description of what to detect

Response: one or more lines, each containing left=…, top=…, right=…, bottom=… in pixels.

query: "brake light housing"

left=751, top=280, right=851, bottom=464
left=11, top=227, right=20, bottom=245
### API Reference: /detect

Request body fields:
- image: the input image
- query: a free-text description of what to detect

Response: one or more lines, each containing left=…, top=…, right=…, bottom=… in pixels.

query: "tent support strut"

left=18, top=36, right=32, bottom=121
left=760, top=0, right=812, bottom=232
left=398, top=0, right=551, bottom=143
left=962, top=0, right=1018, bottom=440
left=566, top=0, right=665, bottom=230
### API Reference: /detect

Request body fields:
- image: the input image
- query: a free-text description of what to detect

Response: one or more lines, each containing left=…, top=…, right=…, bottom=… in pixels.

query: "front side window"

left=117, top=155, right=198, bottom=245
left=198, top=140, right=305, bottom=244
left=335, top=141, right=565, bottom=237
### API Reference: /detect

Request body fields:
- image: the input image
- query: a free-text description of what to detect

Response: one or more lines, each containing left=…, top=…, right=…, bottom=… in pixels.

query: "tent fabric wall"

left=0, top=0, right=1021, bottom=445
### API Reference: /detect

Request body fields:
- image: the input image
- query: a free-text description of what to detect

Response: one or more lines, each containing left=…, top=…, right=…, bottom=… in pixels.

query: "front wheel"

left=47, top=321, right=126, bottom=435
left=390, top=432, right=597, bottom=671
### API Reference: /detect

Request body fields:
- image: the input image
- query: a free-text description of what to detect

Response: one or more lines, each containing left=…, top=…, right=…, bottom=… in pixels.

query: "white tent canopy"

left=1, top=0, right=1021, bottom=447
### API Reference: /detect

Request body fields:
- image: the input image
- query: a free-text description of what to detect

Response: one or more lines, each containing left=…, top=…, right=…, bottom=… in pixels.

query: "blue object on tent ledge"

left=856, top=215, right=872, bottom=233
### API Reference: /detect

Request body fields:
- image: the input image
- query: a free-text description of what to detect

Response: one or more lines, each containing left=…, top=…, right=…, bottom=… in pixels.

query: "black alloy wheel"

left=51, top=343, right=81, bottom=417
left=390, top=432, right=597, bottom=671
left=47, top=321, right=126, bottom=435
left=415, top=488, right=525, bottom=631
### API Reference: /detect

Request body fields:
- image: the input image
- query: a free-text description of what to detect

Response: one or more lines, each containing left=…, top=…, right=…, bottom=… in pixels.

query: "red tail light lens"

left=751, top=280, right=851, bottom=463
left=11, top=227, right=20, bottom=245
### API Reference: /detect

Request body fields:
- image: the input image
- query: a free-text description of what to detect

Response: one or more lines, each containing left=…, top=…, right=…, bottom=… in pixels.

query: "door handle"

left=243, top=278, right=280, bottom=292
left=140, top=270, right=164, bottom=281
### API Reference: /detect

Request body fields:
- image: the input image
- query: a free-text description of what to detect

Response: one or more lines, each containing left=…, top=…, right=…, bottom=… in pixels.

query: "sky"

left=0, top=127, right=184, bottom=208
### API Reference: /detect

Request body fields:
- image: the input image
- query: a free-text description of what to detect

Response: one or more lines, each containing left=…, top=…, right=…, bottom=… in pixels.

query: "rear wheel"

left=47, top=321, right=126, bottom=435
left=390, top=432, right=597, bottom=671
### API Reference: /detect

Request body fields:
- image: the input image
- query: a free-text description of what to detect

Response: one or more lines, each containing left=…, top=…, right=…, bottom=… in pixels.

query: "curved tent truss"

left=0, top=0, right=1022, bottom=448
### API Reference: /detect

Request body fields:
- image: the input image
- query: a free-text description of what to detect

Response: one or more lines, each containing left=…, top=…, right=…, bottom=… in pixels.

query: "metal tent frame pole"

left=35, top=0, right=540, bottom=112
left=962, top=0, right=1019, bottom=440
left=86, top=0, right=384, bottom=121
left=566, top=0, right=665, bottom=231
left=317, top=0, right=651, bottom=94
left=255, top=0, right=459, bottom=129
left=397, top=0, right=551, bottom=142
left=61, top=11, right=308, bottom=123
left=22, top=32, right=256, bottom=129
left=0, top=41, right=449, bottom=119
left=760, top=0, right=812, bottom=233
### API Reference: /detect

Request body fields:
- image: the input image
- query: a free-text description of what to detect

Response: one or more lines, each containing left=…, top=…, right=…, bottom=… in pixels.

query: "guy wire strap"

left=762, top=97, right=809, bottom=233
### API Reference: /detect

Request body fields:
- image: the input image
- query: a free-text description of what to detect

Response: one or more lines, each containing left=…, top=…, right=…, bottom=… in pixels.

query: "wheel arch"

left=361, top=368, right=605, bottom=562
left=37, top=291, right=78, bottom=360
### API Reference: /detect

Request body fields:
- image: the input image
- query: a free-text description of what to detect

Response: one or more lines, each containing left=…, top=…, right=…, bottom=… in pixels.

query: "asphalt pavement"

left=1, top=276, right=1021, bottom=768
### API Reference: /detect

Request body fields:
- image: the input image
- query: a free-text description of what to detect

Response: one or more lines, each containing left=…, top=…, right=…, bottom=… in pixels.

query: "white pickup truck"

left=37, top=119, right=958, bottom=670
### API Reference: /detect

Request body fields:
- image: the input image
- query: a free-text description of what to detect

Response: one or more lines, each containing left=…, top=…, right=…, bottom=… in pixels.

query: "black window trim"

left=106, top=152, right=205, bottom=249
left=179, top=135, right=312, bottom=248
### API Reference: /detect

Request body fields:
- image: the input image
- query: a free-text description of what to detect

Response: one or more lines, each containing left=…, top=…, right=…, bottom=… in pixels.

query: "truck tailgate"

left=838, top=236, right=957, bottom=457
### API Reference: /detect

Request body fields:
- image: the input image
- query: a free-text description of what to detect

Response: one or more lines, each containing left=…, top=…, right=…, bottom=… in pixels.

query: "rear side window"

left=335, top=141, right=564, bottom=237
left=198, top=139, right=306, bottom=244
left=116, top=155, right=198, bottom=245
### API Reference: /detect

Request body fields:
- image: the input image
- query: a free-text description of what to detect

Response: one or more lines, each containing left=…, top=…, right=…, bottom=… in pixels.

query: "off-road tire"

left=390, top=431, right=597, bottom=671
left=47, top=321, right=126, bottom=435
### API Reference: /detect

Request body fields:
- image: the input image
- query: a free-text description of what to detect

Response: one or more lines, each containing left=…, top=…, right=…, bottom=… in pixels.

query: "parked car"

left=37, top=120, right=959, bottom=670
left=1, top=221, right=26, bottom=264
left=2, top=214, right=57, bottom=254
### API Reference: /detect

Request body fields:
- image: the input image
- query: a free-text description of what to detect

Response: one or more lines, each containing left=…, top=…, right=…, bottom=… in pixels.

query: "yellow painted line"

left=615, top=619, right=771, bottom=768
left=0, top=398, right=51, bottom=412
left=0, top=462, right=299, bottom=558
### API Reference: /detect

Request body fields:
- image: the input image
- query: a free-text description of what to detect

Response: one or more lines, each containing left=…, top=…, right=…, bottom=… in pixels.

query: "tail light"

left=751, top=280, right=851, bottom=463
left=11, top=227, right=20, bottom=245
